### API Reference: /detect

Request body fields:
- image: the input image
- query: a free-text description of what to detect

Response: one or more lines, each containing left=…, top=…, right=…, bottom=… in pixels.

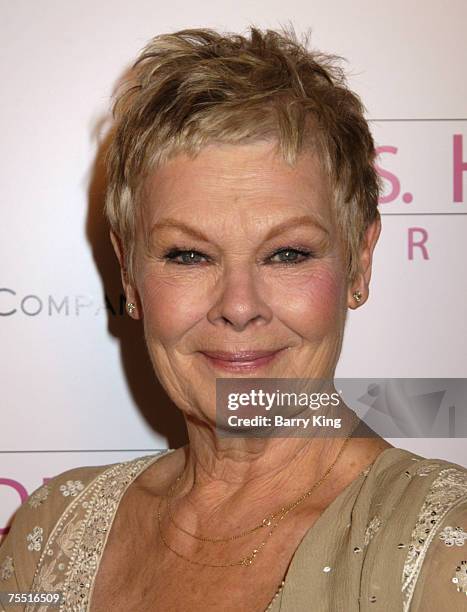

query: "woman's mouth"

left=198, top=348, right=287, bottom=372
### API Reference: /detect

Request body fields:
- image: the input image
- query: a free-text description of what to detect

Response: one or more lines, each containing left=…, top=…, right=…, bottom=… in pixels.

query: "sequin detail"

left=26, top=526, right=44, bottom=552
left=452, top=560, right=467, bottom=595
left=439, top=525, right=467, bottom=547
left=25, top=453, right=166, bottom=612
left=28, top=484, right=50, bottom=508
left=415, top=463, right=442, bottom=477
left=402, top=467, right=467, bottom=611
left=0, top=556, right=14, bottom=580
left=265, top=580, right=285, bottom=611
left=59, top=480, right=85, bottom=497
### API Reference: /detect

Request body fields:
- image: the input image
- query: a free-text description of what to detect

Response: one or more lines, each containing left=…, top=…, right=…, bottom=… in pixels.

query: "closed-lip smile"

left=199, top=348, right=287, bottom=371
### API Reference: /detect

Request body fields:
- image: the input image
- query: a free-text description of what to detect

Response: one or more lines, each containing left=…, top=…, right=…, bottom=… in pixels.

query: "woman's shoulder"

left=366, top=446, right=467, bottom=549
left=0, top=451, right=171, bottom=599
left=362, top=447, right=467, bottom=609
left=366, top=446, right=467, bottom=502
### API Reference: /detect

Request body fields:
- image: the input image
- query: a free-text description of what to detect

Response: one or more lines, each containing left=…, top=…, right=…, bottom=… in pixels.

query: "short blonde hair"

left=104, top=25, right=380, bottom=286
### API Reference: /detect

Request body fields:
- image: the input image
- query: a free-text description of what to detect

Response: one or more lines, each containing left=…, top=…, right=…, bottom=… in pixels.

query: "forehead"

left=141, top=140, right=334, bottom=230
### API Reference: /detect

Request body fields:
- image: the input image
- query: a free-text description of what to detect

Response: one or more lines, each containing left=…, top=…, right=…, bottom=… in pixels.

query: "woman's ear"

left=109, top=230, right=141, bottom=319
left=347, top=216, right=382, bottom=309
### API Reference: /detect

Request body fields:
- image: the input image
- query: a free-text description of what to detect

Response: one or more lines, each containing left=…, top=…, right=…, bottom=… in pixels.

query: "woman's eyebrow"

left=149, top=214, right=330, bottom=242
left=264, top=215, right=330, bottom=240
left=149, top=219, right=210, bottom=241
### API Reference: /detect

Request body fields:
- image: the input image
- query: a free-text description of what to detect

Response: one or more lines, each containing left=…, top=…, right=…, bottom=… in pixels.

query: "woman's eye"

left=268, top=248, right=313, bottom=264
left=162, top=247, right=313, bottom=265
left=163, top=249, right=208, bottom=265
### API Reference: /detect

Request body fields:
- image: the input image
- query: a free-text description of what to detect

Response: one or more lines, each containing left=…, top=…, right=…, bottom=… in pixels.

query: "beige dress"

left=1, top=447, right=467, bottom=611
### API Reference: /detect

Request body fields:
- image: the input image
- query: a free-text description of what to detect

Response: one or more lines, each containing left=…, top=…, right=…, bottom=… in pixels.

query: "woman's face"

left=122, top=141, right=356, bottom=421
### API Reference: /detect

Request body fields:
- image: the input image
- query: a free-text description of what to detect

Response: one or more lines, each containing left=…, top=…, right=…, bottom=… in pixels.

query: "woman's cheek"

left=272, top=265, right=346, bottom=334
left=139, top=272, right=211, bottom=341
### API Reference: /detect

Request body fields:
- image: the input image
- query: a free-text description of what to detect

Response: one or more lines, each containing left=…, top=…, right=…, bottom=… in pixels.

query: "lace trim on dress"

left=25, top=454, right=161, bottom=612
left=0, top=556, right=14, bottom=581
left=28, top=485, right=51, bottom=508
left=401, top=467, right=467, bottom=612
left=364, top=515, right=382, bottom=547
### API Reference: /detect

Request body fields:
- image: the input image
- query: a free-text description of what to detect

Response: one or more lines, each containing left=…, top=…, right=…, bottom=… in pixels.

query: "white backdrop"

left=1, top=0, right=466, bottom=542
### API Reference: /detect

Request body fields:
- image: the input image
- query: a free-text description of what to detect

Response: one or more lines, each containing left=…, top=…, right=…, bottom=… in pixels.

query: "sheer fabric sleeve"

left=0, top=481, right=54, bottom=612
left=0, top=519, right=23, bottom=612
left=409, top=498, right=467, bottom=611
left=0, top=466, right=100, bottom=611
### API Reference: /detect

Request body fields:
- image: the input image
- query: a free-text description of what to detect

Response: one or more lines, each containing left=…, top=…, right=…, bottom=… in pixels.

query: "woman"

left=1, top=26, right=466, bottom=612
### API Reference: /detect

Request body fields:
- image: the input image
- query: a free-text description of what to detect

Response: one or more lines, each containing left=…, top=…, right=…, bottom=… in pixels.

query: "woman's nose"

left=206, top=266, right=273, bottom=332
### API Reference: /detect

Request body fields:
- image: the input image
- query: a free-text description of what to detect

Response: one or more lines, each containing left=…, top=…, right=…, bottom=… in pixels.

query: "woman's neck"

left=169, top=407, right=371, bottom=528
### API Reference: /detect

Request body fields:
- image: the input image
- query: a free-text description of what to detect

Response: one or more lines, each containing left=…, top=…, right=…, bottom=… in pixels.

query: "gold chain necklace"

left=156, top=414, right=359, bottom=568
left=165, top=413, right=359, bottom=543
left=166, top=478, right=266, bottom=542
